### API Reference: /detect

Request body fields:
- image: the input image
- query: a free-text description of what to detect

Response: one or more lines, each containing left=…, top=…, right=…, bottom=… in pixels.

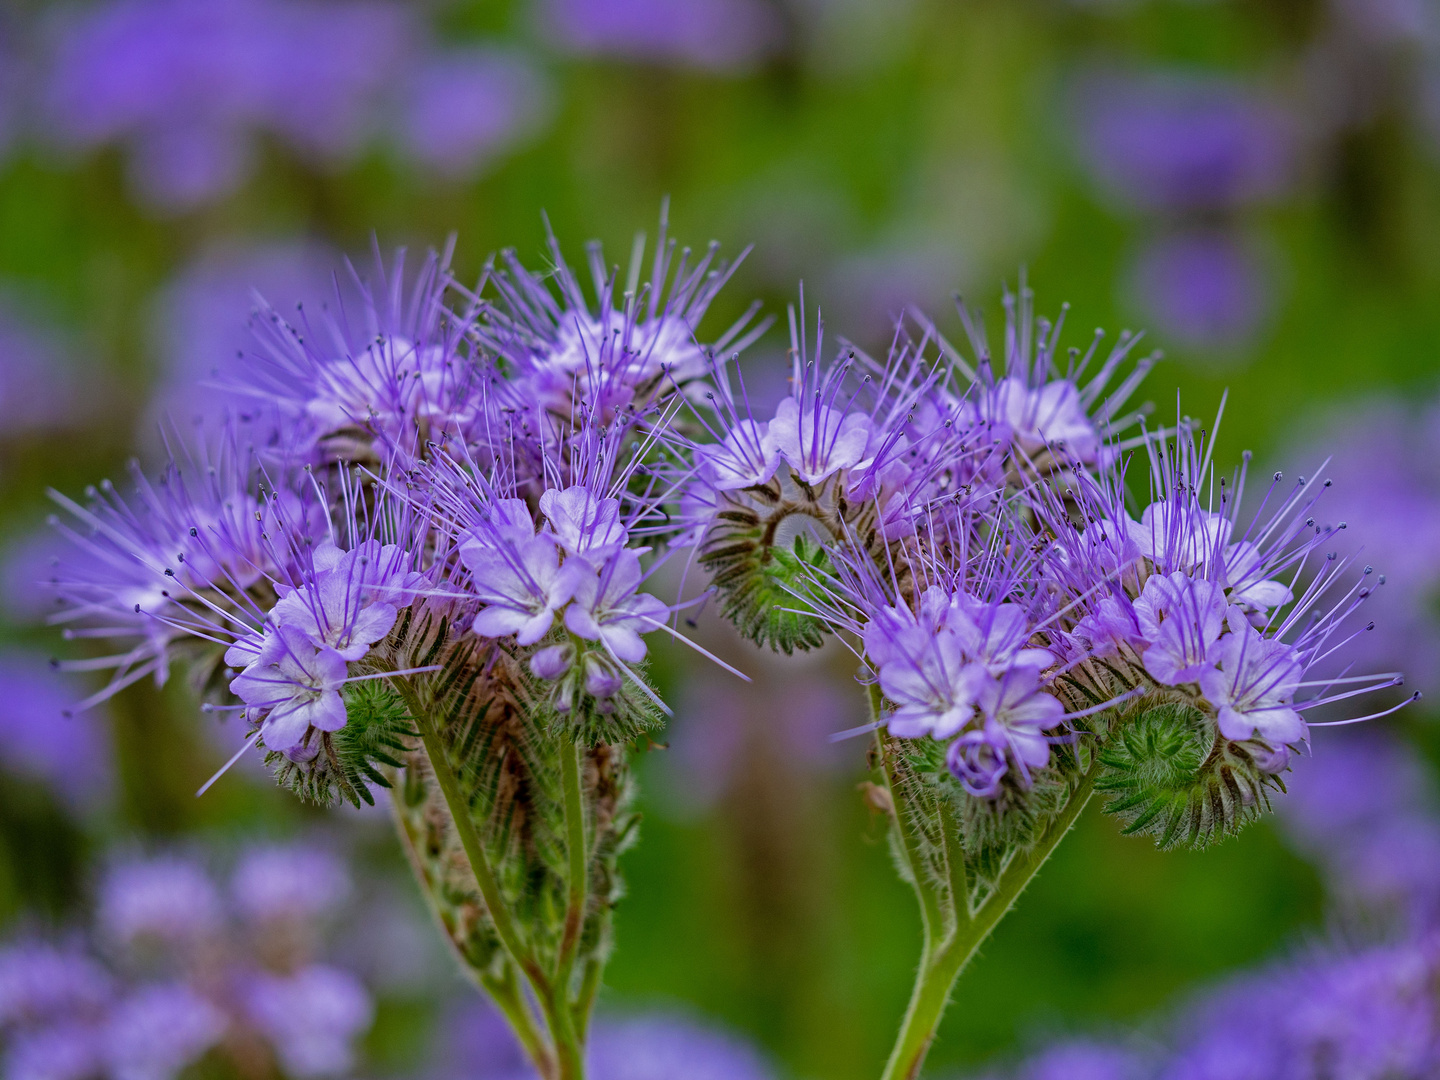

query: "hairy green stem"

left=480, top=964, right=555, bottom=1078
left=550, top=740, right=591, bottom=1080
left=574, top=957, right=603, bottom=1040
left=871, top=686, right=945, bottom=940
left=396, top=679, right=549, bottom=996
left=878, top=760, right=1101, bottom=1080
left=557, top=739, right=590, bottom=983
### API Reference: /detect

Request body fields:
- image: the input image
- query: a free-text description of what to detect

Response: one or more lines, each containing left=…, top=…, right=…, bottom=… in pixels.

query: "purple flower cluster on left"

left=45, top=217, right=755, bottom=794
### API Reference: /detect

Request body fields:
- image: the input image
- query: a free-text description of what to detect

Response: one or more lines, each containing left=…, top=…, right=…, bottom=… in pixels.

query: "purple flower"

left=1161, top=938, right=1440, bottom=1080
left=563, top=551, right=671, bottom=665
left=3, top=1019, right=105, bottom=1080
left=242, top=965, right=373, bottom=1078
left=1126, top=231, right=1273, bottom=354
left=461, top=510, right=581, bottom=647
left=1044, top=409, right=1407, bottom=773
left=946, top=730, right=1011, bottom=798
left=973, top=669, right=1065, bottom=780
left=587, top=1012, right=776, bottom=1080
left=981, top=377, right=1103, bottom=464
left=479, top=212, right=761, bottom=444
left=539, top=0, right=781, bottom=72
left=230, top=843, right=351, bottom=925
left=395, top=49, right=551, bottom=177
left=766, top=395, right=875, bottom=484
left=1074, top=70, right=1294, bottom=212
left=436, top=448, right=679, bottom=714
left=97, top=856, right=224, bottom=949
left=0, top=944, right=111, bottom=1028
left=230, top=247, right=486, bottom=465
left=0, top=299, right=87, bottom=435
left=538, top=487, right=629, bottom=561
left=46, top=434, right=317, bottom=714
left=0, top=652, right=112, bottom=809
left=103, top=983, right=226, bottom=1080
left=1198, top=615, right=1305, bottom=744
left=267, top=539, right=424, bottom=661
left=42, top=0, right=414, bottom=209
left=228, top=625, right=350, bottom=753
left=863, top=588, right=988, bottom=739
left=1132, top=572, right=1227, bottom=686
left=855, top=580, right=1072, bottom=791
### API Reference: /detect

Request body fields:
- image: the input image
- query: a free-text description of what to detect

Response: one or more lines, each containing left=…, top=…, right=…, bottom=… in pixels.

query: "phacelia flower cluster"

left=679, top=281, right=1407, bottom=832
left=47, top=221, right=746, bottom=799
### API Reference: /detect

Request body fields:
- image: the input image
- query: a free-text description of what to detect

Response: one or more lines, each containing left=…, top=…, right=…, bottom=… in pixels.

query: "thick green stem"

left=394, top=679, right=550, bottom=997
left=393, top=679, right=591, bottom=1078
left=556, top=739, right=590, bottom=984
left=574, top=957, right=603, bottom=1040
left=548, top=994, right=586, bottom=1080
left=872, top=687, right=945, bottom=941
left=878, top=761, right=1101, bottom=1080
left=479, top=965, right=555, bottom=1079
left=548, top=740, right=591, bottom=1080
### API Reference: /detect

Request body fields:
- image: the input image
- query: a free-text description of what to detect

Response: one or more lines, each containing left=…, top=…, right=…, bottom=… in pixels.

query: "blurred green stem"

left=873, top=686, right=1099, bottom=1080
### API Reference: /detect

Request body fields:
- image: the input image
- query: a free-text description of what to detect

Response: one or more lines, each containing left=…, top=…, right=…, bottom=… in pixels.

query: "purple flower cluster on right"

left=683, top=283, right=1406, bottom=824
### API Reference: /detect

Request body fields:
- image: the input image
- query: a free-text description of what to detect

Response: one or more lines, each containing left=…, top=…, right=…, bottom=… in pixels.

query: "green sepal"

left=1096, top=701, right=1280, bottom=849
left=701, top=520, right=833, bottom=654
left=267, top=679, right=417, bottom=808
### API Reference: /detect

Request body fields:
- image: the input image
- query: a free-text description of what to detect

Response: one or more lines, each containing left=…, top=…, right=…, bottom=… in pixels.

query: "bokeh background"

left=3, top=0, right=1440, bottom=1077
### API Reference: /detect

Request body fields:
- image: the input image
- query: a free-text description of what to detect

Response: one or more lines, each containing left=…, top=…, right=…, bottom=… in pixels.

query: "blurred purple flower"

left=589, top=1013, right=776, bottom=1080
left=1075, top=71, right=1294, bottom=212
left=0, top=298, right=86, bottom=435
left=0, top=943, right=111, bottom=1028
left=1125, top=231, right=1272, bottom=353
left=3, top=527, right=69, bottom=624
left=539, top=0, right=781, bottom=71
left=42, top=0, right=414, bottom=209
left=1018, top=1041, right=1143, bottom=1080
left=241, top=965, right=373, bottom=1078
left=0, top=652, right=112, bottom=810
left=1280, top=729, right=1440, bottom=925
left=822, top=243, right=969, bottom=344
left=430, top=1000, right=776, bottom=1080
left=103, top=983, right=226, bottom=1080
left=230, top=842, right=351, bottom=925
left=3, top=1019, right=105, bottom=1080
left=1281, top=397, right=1440, bottom=695
left=1161, top=937, right=1440, bottom=1080
left=429, top=998, right=534, bottom=1080
left=97, top=856, right=225, bottom=950
left=148, top=242, right=341, bottom=436
left=396, top=49, right=551, bottom=178
left=663, top=663, right=864, bottom=815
